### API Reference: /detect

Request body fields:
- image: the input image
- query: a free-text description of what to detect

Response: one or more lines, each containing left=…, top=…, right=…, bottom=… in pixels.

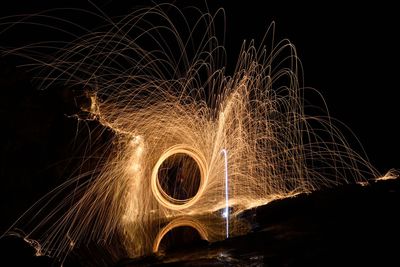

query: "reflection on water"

left=121, top=211, right=251, bottom=260
left=70, top=211, right=252, bottom=266
left=153, top=217, right=209, bottom=253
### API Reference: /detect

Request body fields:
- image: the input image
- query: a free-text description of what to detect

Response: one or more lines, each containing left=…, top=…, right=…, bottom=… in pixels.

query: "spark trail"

left=0, top=4, right=382, bottom=262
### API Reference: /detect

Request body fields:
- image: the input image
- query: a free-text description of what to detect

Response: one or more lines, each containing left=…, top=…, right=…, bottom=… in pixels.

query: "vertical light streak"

left=221, top=148, right=229, bottom=238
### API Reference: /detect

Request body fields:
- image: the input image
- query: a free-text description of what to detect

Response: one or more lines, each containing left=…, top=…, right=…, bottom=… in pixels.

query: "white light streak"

left=221, top=148, right=229, bottom=238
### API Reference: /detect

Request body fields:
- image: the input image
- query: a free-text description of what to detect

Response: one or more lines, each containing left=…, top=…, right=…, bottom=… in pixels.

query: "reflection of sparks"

left=152, top=217, right=209, bottom=253
left=221, top=148, right=229, bottom=238
left=1, top=4, right=382, bottom=261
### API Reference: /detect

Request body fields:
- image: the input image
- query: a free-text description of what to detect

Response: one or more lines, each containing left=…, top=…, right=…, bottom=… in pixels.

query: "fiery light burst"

left=0, top=4, right=385, bottom=262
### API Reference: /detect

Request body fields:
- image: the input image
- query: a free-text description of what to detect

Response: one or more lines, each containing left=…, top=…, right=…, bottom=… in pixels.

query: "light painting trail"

left=222, top=148, right=229, bottom=238
left=0, top=4, right=387, bottom=262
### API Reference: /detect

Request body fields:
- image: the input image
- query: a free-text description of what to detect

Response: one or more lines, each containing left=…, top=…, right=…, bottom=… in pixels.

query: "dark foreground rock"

left=2, top=178, right=399, bottom=267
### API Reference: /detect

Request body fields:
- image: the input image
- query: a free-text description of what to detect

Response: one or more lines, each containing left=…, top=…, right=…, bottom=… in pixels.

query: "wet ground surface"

left=1, top=178, right=399, bottom=266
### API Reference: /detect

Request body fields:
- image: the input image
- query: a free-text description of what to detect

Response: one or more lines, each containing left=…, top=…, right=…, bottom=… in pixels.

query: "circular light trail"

left=151, top=144, right=208, bottom=210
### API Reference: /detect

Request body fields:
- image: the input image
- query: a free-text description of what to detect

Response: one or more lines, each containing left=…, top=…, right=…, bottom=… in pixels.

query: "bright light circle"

left=151, top=144, right=207, bottom=210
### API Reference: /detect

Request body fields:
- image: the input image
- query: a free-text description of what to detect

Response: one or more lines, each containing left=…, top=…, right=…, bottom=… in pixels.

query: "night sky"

left=1, top=1, right=399, bottom=265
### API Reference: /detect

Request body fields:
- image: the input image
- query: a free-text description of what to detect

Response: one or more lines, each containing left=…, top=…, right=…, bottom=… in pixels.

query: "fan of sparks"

left=0, top=4, right=383, bottom=261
